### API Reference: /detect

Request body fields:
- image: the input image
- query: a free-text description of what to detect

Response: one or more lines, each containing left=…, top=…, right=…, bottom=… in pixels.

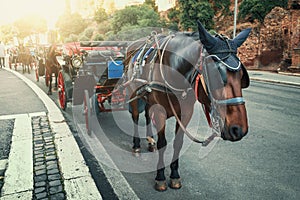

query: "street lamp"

left=233, top=0, right=238, bottom=37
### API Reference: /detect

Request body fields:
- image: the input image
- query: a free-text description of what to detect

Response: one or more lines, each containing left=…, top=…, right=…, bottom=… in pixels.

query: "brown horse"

left=45, top=45, right=60, bottom=95
left=122, top=21, right=251, bottom=191
left=18, top=47, right=34, bottom=74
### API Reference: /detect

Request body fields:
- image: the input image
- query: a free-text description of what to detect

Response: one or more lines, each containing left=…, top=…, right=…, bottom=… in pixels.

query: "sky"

left=0, top=0, right=174, bottom=28
left=0, top=0, right=66, bottom=28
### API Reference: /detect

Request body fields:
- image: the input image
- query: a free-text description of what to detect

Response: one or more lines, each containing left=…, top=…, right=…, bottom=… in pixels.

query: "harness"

left=118, top=32, right=247, bottom=145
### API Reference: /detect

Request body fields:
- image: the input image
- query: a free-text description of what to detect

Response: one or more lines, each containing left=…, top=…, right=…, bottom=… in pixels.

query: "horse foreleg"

left=48, top=74, right=52, bottom=95
left=169, top=122, right=184, bottom=189
left=169, top=108, right=193, bottom=189
left=145, top=103, right=156, bottom=152
left=152, top=108, right=167, bottom=191
left=54, top=73, right=58, bottom=89
left=131, top=100, right=141, bottom=154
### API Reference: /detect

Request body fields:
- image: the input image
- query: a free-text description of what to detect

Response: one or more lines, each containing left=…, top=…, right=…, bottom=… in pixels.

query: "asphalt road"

left=6, top=67, right=300, bottom=199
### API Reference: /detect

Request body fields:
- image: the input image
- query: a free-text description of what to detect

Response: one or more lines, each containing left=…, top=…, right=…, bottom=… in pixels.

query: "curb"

left=250, top=77, right=300, bottom=87
left=2, top=68, right=102, bottom=200
left=278, top=71, right=300, bottom=77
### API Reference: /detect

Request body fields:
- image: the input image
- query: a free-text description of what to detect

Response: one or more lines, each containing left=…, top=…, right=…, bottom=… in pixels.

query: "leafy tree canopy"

left=13, top=14, right=47, bottom=40
left=209, top=0, right=230, bottom=15
left=56, top=12, right=88, bottom=42
left=178, top=0, right=214, bottom=31
left=112, top=4, right=163, bottom=34
left=239, top=0, right=288, bottom=23
left=0, top=25, right=17, bottom=44
left=94, top=7, right=108, bottom=24
left=144, top=0, right=158, bottom=12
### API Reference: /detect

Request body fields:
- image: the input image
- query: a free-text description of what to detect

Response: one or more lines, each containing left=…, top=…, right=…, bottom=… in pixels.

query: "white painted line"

left=0, top=112, right=46, bottom=120
left=64, top=176, right=103, bottom=200
left=0, top=159, right=8, bottom=170
left=3, top=67, right=102, bottom=199
left=77, top=124, right=139, bottom=200
left=1, top=114, right=33, bottom=196
left=0, top=191, right=32, bottom=200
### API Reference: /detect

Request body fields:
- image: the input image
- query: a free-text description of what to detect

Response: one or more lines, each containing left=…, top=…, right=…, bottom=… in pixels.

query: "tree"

left=13, top=14, right=47, bottom=41
left=144, top=0, right=158, bottom=12
left=112, top=4, right=163, bottom=34
left=56, top=12, right=88, bottom=42
left=239, top=0, right=288, bottom=23
left=209, top=0, right=230, bottom=15
left=94, top=7, right=108, bottom=24
left=178, top=0, right=214, bottom=31
left=0, top=25, right=17, bottom=44
left=167, top=5, right=180, bottom=31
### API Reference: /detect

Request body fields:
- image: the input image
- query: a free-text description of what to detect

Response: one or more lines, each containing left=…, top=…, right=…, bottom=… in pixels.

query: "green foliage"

left=78, top=35, right=90, bottom=41
left=56, top=12, right=88, bottom=42
left=178, top=0, right=214, bottom=31
left=112, top=4, right=163, bottom=34
left=209, top=0, right=230, bottom=14
left=82, top=27, right=95, bottom=39
left=167, top=7, right=180, bottom=30
left=93, top=34, right=105, bottom=41
left=97, top=20, right=113, bottom=35
left=144, top=0, right=158, bottom=12
left=64, top=34, right=78, bottom=43
left=239, top=0, right=288, bottom=23
left=94, top=7, right=108, bottom=24
left=13, top=14, right=47, bottom=40
left=0, top=25, right=17, bottom=44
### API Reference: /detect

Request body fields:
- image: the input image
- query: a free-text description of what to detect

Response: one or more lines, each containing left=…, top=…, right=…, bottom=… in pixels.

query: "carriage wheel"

left=58, top=71, right=67, bottom=110
left=45, top=70, right=50, bottom=87
left=84, top=90, right=92, bottom=135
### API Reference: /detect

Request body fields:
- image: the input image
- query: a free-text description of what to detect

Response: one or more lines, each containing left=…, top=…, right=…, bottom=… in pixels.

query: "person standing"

left=0, top=41, right=6, bottom=68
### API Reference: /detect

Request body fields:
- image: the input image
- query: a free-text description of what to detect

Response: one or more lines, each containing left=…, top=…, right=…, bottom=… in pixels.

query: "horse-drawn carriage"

left=59, top=22, right=251, bottom=191
left=57, top=41, right=131, bottom=120
left=8, top=45, right=37, bottom=74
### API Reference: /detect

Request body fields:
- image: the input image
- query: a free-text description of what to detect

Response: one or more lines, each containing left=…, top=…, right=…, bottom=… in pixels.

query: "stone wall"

left=238, top=7, right=292, bottom=70
left=290, top=6, right=300, bottom=68
left=214, top=0, right=300, bottom=71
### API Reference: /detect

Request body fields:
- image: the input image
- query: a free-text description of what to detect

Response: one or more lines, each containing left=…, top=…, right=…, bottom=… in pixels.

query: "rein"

left=154, top=35, right=217, bottom=145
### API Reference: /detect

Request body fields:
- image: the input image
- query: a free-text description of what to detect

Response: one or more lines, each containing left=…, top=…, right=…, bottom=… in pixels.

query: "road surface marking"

left=1, top=113, right=34, bottom=197
left=3, top=67, right=102, bottom=200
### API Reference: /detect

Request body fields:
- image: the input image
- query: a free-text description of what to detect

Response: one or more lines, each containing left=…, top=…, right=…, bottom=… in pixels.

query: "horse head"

left=197, top=21, right=251, bottom=142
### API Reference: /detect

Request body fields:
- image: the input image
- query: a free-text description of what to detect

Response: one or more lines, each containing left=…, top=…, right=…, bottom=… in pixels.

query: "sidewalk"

left=248, top=70, right=300, bottom=87
left=0, top=68, right=102, bottom=200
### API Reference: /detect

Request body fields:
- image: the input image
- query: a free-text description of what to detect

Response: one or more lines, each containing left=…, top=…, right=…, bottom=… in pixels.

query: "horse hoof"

left=148, top=143, right=156, bottom=152
left=155, top=180, right=167, bottom=192
left=132, top=148, right=141, bottom=157
left=47, top=91, right=52, bottom=95
left=169, top=178, right=182, bottom=189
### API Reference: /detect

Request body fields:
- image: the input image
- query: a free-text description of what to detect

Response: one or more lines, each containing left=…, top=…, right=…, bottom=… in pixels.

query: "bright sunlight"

left=0, top=0, right=65, bottom=28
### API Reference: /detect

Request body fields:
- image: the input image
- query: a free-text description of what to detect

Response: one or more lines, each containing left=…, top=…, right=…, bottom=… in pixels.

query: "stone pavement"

left=0, top=68, right=102, bottom=200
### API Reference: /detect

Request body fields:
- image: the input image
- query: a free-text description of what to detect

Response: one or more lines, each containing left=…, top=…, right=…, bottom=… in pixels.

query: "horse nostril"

left=229, top=125, right=244, bottom=141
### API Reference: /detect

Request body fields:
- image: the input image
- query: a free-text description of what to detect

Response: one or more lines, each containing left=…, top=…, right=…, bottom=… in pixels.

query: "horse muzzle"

left=221, top=124, right=248, bottom=142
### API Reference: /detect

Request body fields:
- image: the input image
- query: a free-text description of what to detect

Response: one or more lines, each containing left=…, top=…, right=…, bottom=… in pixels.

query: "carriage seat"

left=85, top=50, right=116, bottom=63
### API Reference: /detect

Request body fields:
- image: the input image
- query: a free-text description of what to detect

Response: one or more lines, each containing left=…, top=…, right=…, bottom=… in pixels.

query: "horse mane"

left=178, top=31, right=200, bottom=41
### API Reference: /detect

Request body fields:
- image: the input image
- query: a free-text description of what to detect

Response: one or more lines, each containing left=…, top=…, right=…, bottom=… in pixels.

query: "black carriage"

left=34, top=44, right=49, bottom=82
left=57, top=41, right=131, bottom=119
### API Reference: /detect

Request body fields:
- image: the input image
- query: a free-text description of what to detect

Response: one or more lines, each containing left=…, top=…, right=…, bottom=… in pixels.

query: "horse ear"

left=197, top=20, right=217, bottom=51
left=233, top=28, right=252, bottom=48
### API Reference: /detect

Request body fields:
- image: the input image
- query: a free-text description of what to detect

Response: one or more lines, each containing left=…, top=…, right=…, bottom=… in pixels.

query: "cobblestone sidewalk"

left=32, top=115, right=66, bottom=199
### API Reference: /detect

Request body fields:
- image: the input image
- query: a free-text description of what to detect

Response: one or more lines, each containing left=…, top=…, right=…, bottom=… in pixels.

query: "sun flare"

left=0, top=0, right=65, bottom=29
